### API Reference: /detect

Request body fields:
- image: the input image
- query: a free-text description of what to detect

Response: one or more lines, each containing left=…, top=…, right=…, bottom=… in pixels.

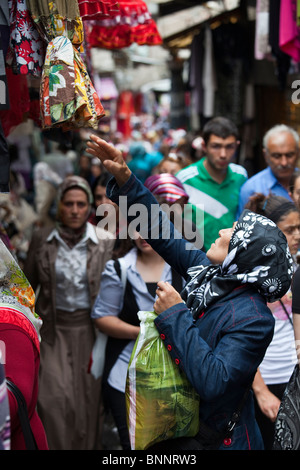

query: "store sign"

left=291, top=80, right=300, bottom=105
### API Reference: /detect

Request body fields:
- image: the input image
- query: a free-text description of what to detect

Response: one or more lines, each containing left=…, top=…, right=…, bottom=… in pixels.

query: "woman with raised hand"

left=86, top=135, right=293, bottom=451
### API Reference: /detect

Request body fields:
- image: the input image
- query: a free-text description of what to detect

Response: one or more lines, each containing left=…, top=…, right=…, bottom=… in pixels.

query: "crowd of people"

left=0, top=116, right=300, bottom=451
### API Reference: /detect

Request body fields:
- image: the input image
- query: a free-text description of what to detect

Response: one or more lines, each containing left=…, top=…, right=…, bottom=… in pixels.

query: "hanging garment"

left=27, top=0, right=105, bottom=130
left=40, top=36, right=104, bottom=130
left=279, top=0, right=300, bottom=62
left=7, top=0, right=45, bottom=77
left=255, top=0, right=272, bottom=60
left=78, top=0, right=119, bottom=20
left=84, top=0, right=162, bottom=49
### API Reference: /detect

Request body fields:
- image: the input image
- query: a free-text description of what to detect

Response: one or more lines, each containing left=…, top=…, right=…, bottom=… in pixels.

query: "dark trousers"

left=254, top=382, right=287, bottom=450
left=103, top=383, right=131, bottom=450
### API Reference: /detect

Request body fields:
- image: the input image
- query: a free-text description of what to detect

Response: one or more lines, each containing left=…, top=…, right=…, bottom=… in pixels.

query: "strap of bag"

left=115, top=258, right=127, bottom=291
left=6, top=379, right=38, bottom=450
left=279, top=299, right=294, bottom=327
left=225, top=385, right=251, bottom=437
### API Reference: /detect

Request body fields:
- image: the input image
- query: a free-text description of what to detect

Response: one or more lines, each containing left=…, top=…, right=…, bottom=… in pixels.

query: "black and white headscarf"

left=181, top=210, right=294, bottom=318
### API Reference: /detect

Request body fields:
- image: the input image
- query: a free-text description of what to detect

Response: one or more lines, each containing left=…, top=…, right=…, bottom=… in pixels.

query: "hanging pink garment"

left=279, top=0, right=300, bottom=62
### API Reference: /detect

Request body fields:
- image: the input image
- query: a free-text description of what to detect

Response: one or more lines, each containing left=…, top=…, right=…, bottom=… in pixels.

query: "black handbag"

left=6, top=380, right=38, bottom=450
left=273, top=364, right=300, bottom=450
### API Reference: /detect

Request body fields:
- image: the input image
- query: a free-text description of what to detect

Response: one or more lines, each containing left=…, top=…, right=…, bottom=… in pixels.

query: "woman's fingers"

left=86, top=135, right=131, bottom=186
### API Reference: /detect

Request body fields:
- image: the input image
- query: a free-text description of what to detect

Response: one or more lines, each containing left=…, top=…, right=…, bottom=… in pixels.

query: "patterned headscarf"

left=144, top=173, right=189, bottom=204
left=181, top=210, right=294, bottom=318
left=0, top=239, right=42, bottom=351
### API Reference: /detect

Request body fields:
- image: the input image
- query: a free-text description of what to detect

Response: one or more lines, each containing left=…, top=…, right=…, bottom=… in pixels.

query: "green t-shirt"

left=176, top=159, right=247, bottom=251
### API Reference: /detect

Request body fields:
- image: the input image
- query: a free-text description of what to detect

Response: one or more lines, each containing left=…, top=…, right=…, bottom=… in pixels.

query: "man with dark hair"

left=176, top=116, right=247, bottom=251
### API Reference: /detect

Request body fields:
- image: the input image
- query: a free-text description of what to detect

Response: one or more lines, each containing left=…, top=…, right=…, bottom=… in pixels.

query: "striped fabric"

left=144, top=173, right=189, bottom=204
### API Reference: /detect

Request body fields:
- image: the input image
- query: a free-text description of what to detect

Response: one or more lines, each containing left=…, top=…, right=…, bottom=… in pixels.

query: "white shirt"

left=259, top=290, right=297, bottom=385
left=47, top=223, right=98, bottom=312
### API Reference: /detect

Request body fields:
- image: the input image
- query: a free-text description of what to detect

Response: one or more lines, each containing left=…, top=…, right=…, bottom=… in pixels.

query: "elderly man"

left=238, top=124, right=299, bottom=215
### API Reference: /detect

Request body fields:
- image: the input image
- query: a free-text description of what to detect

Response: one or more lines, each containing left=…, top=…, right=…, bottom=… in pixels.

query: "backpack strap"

left=114, top=258, right=127, bottom=292
left=6, top=380, right=38, bottom=450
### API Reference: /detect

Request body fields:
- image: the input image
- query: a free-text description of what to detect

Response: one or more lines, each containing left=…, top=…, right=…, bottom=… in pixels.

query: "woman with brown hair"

left=245, top=192, right=300, bottom=449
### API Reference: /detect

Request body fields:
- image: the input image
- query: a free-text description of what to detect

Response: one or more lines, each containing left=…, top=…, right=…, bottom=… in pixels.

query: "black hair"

left=289, top=169, right=300, bottom=193
left=202, top=117, right=239, bottom=144
left=92, top=171, right=111, bottom=194
left=245, top=192, right=298, bottom=224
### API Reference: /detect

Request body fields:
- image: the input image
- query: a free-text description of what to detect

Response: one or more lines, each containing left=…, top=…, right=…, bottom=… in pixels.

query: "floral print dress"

left=27, top=0, right=105, bottom=130
left=8, top=0, right=45, bottom=77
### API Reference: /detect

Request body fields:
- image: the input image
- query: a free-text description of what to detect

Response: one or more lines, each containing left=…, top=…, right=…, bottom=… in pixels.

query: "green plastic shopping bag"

left=125, top=311, right=199, bottom=450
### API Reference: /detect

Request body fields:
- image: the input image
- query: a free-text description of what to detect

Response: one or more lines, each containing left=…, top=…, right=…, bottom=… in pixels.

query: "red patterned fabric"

left=84, top=0, right=162, bottom=48
left=78, top=0, right=120, bottom=19
left=8, top=0, right=45, bottom=77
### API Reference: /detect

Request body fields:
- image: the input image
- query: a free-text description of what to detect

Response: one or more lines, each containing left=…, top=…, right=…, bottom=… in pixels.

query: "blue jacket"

left=107, top=173, right=275, bottom=450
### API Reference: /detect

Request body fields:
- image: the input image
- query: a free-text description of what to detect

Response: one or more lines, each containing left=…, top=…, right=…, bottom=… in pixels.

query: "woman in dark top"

left=86, top=135, right=293, bottom=450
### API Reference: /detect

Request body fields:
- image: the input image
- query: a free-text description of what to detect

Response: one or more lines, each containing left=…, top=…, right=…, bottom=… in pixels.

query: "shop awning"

left=156, top=0, right=240, bottom=44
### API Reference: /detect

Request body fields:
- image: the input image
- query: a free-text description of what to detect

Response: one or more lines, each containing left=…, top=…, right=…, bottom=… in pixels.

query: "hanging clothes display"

left=7, top=0, right=45, bottom=77
left=254, top=0, right=272, bottom=60
left=27, top=0, right=105, bottom=130
left=78, top=0, right=120, bottom=20
left=84, top=0, right=162, bottom=49
left=279, top=0, right=300, bottom=62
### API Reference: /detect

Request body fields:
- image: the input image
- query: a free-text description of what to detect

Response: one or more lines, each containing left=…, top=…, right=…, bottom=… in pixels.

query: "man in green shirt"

left=176, top=117, right=247, bottom=251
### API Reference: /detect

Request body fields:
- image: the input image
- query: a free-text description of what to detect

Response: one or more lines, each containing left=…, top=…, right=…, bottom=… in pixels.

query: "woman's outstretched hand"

left=154, top=281, right=183, bottom=314
left=86, top=134, right=131, bottom=187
